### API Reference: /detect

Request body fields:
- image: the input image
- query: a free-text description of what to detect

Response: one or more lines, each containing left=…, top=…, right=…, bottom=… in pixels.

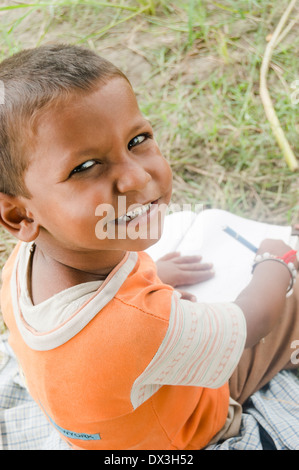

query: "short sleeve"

left=131, top=291, right=246, bottom=409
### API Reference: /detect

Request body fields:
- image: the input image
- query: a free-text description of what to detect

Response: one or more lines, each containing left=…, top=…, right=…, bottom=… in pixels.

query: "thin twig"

left=260, top=0, right=298, bottom=171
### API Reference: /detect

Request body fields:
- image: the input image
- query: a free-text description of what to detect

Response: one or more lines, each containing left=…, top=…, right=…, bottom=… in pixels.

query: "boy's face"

left=20, top=77, right=172, bottom=266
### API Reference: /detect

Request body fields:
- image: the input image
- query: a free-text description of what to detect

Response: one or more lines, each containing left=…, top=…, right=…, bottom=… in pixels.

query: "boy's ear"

left=0, top=193, right=39, bottom=242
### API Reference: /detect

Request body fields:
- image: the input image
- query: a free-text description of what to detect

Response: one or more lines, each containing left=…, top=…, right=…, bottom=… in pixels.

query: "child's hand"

left=156, top=252, right=214, bottom=288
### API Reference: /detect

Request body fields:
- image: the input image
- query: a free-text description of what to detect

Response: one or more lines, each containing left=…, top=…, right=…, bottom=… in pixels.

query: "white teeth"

left=117, top=203, right=152, bottom=222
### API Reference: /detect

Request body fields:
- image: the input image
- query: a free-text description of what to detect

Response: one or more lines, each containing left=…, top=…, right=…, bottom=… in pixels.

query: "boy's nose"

left=114, top=160, right=152, bottom=194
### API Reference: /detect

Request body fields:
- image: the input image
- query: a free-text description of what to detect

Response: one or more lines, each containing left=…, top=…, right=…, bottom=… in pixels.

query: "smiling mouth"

left=116, top=200, right=158, bottom=223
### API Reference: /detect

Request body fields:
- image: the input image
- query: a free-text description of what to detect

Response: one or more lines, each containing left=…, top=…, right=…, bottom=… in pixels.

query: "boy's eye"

left=128, top=133, right=150, bottom=150
left=69, top=160, right=97, bottom=177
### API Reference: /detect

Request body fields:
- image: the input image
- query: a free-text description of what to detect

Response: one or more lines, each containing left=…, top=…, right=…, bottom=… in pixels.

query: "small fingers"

left=174, top=268, right=215, bottom=287
left=175, top=262, right=213, bottom=272
left=172, top=255, right=203, bottom=264
left=157, top=252, right=181, bottom=261
left=176, top=290, right=197, bottom=302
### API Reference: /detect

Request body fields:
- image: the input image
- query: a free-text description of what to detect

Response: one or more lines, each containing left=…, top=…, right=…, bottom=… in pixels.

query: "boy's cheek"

left=162, top=161, right=173, bottom=198
left=153, top=153, right=172, bottom=182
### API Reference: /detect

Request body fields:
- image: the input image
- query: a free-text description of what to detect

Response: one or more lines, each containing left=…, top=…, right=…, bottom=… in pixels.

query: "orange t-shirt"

left=1, top=243, right=246, bottom=449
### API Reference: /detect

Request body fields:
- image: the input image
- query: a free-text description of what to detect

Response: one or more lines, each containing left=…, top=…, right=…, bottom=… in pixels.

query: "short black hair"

left=0, top=43, right=128, bottom=197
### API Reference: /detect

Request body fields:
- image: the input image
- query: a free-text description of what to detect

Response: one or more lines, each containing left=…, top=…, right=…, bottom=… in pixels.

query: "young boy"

left=0, top=44, right=298, bottom=450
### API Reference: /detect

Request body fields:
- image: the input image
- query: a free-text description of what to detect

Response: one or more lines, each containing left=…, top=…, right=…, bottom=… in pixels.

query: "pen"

left=223, top=226, right=258, bottom=253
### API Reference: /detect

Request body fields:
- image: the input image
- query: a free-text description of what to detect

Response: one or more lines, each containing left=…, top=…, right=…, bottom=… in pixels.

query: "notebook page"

left=145, top=210, right=197, bottom=261
left=146, top=209, right=293, bottom=302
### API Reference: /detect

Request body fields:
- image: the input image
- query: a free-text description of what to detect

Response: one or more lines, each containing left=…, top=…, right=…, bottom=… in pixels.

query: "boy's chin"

left=126, top=235, right=162, bottom=252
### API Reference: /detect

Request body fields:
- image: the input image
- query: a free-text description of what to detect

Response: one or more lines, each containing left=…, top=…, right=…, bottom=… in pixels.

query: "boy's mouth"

left=116, top=200, right=158, bottom=224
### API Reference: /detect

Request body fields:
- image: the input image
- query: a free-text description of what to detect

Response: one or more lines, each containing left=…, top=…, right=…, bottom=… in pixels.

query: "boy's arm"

left=234, top=239, right=298, bottom=349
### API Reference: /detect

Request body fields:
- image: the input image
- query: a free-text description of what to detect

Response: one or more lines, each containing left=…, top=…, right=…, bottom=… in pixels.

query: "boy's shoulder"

left=1, top=245, right=174, bottom=353
left=114, top=250, right=174, bottom=324
left=1, top=244, right=174, bottom=329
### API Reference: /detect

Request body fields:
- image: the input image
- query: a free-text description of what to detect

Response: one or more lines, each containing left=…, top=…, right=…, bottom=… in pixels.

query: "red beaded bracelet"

left=278, top=249, right=297, bottom=264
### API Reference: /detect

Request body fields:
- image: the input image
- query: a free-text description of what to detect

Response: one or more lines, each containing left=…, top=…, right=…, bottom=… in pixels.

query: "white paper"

left=146, top=209, right=296, bottom=302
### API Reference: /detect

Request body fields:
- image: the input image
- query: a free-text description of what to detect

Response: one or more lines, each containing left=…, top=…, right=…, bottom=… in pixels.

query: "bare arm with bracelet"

left=235, top=239, right=298, bottom=349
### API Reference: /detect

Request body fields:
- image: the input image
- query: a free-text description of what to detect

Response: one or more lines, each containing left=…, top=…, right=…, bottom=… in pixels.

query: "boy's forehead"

left=37, top=77, right=138, bottom=126
left=29, top=77, right=147, bottom=159
left=32, top=78, right=135, bottom=134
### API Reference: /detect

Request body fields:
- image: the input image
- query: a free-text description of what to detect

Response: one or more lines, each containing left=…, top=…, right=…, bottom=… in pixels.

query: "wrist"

left=252, top=250, right=297, bottom=295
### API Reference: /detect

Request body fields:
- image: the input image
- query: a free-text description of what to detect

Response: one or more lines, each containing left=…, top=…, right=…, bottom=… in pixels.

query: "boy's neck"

left=29, top=243, right=127, bottom=305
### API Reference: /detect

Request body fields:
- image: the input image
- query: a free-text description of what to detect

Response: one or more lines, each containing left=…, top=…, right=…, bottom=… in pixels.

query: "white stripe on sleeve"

left=131, top=292, right=246, bottom=409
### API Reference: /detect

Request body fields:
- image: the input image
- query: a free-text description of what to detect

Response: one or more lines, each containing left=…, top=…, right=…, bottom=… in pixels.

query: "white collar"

left=10, top=243, right=138, bottom=351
